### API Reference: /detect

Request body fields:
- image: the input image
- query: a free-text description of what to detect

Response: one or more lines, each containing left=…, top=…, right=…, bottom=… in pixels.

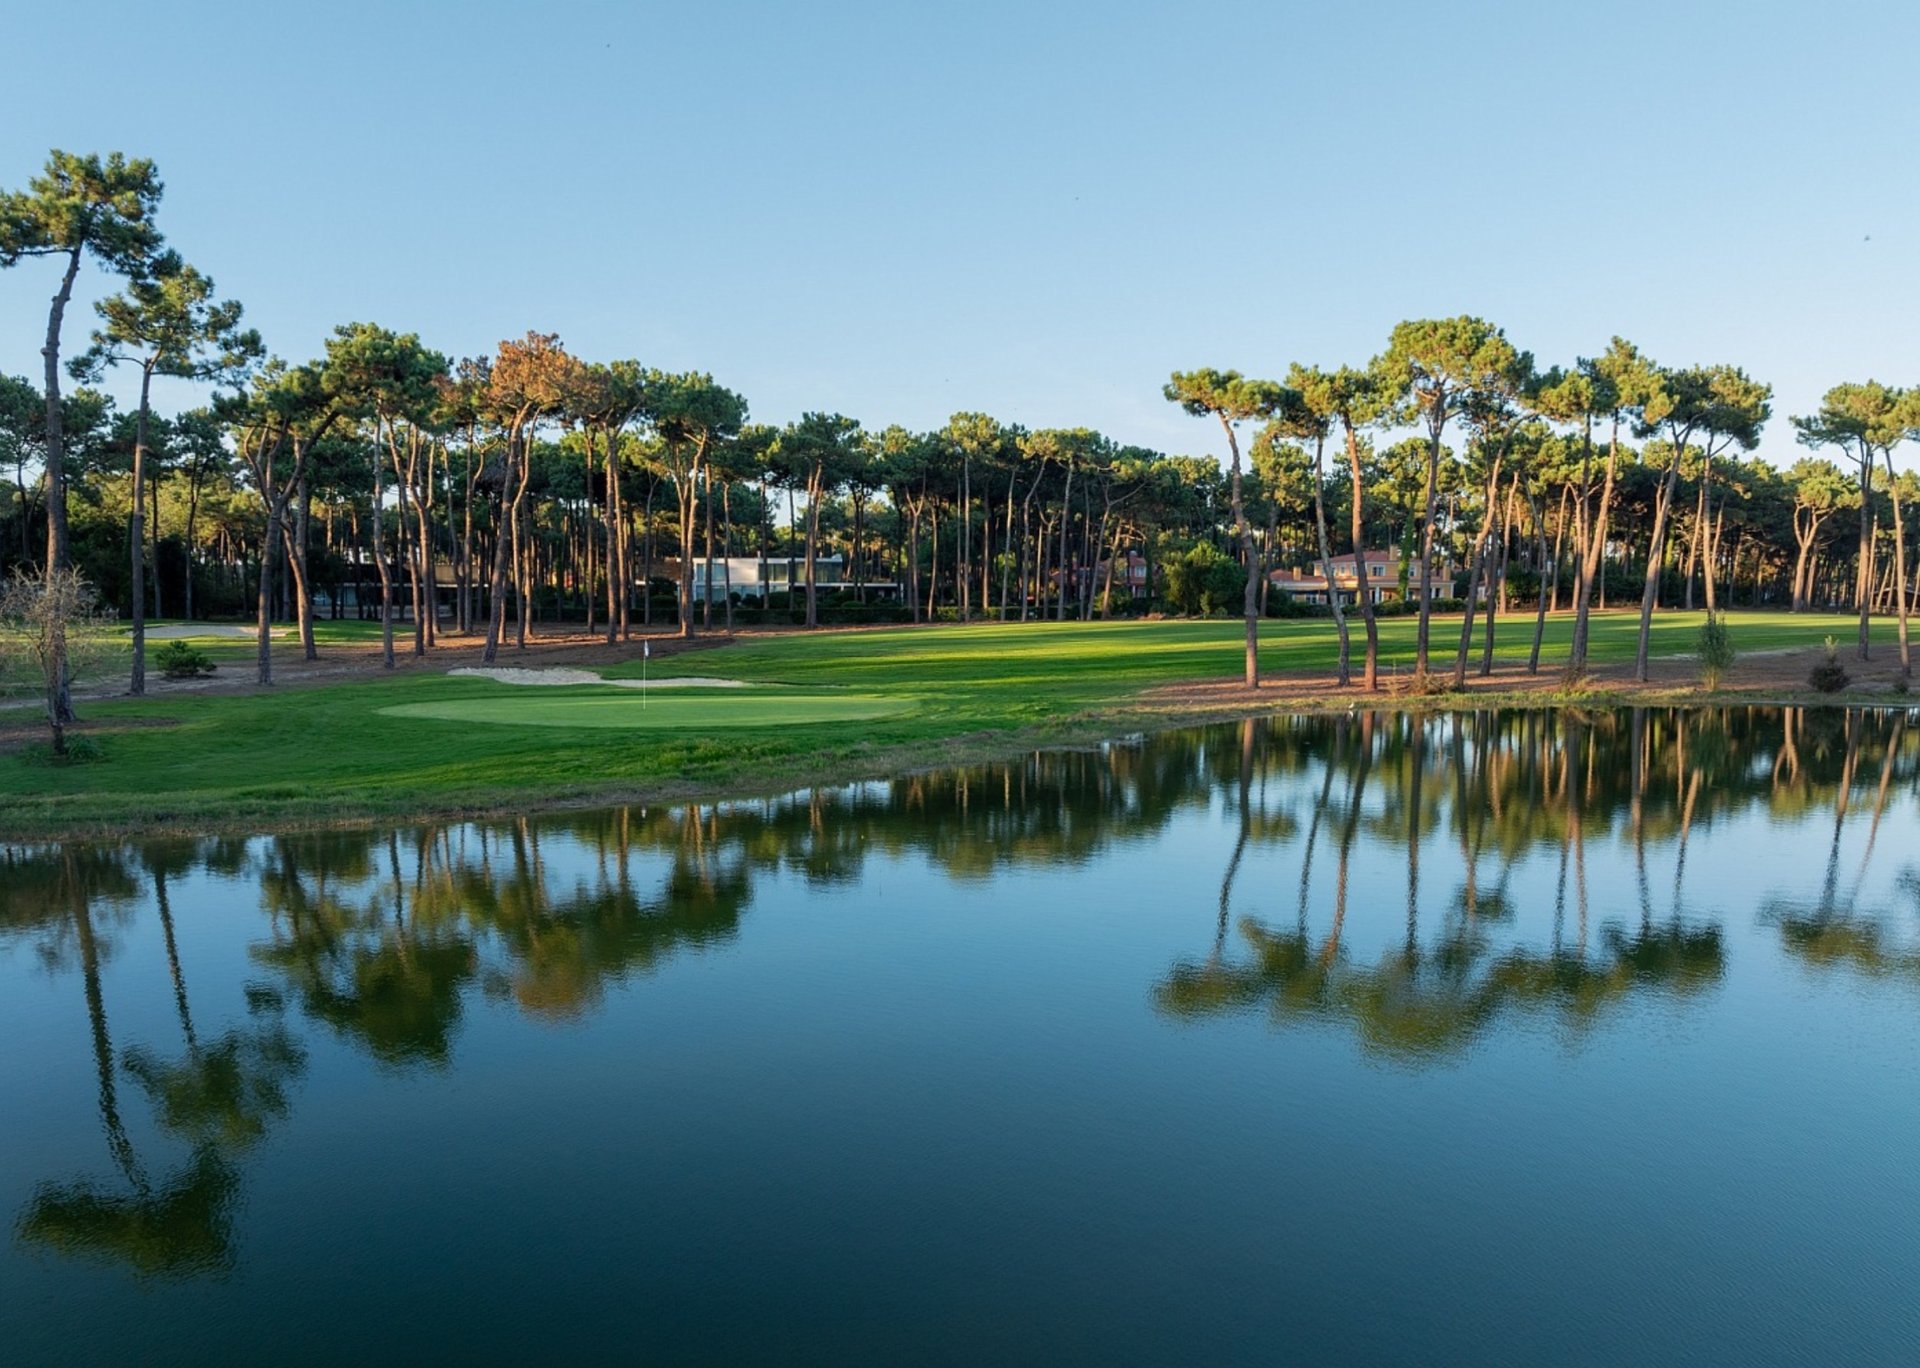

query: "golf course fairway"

left=378, top=689, right=914, bottom=730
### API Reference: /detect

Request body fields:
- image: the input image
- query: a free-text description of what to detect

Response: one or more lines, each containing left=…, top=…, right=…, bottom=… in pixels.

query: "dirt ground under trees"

left=1141, top=642, right=1915, bottom=712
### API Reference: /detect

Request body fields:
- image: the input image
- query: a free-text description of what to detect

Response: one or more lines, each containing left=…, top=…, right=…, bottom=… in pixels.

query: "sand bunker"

left=144, top=624, right=287, bottom=640
left=448, top=667, right=746, bottom=689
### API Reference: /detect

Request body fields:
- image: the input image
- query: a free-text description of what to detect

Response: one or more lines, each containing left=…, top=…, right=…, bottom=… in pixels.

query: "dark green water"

left=5, top=707, right=1920, bottom=1365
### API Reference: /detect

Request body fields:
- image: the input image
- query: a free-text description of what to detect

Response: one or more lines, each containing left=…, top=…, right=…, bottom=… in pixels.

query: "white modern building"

left=657, top=556, right=858, bottom=602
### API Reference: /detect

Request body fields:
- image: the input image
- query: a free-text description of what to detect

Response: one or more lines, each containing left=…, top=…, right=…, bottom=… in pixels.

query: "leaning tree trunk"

left=372, top=454, right=396, bottom=670
left=926, top=501, right=939, bottom=620
left=1345, top=422, right=1379, bottom=690
left=1453, top=458, right=1504, bottom=689
left=416, top=443, right=438, bottom=648
left=677, top=451, right=701, bottom=640
left=282, top=490, right=318, bottom=665
left=1311, top=442, right=1351, bottom=688
left=1528, top=491, right=1551, bottom=674
left=128, top=363, right=155, bottom=696
left=604, top=438, right=624, bottom=642
left=1569, top=423, right=1618, bottom=672
left=514, top=487, right=532, bottom=649
left=804, top=465, right=823, bottom=629
left=1056, top=466, right=1077, bottom=624
left=1683, top=478, right=1705, bottom=612
left=1480, top=479, right=1515, bottom=678
left=1000, top=474, right=1017, bottom=619
left=482, top=448, right=518, bottom=663
left=397, top=450, right=425, bottom=656
left=42, top=246, right=84, bottom=723
left=722, top=482, right=736, bottom=631
left=256, top=498, right=284, bottom=686
left=1856, top=451, right=1875, bottom=661
left=906, top=501, right=922, bottom=624
left=702, top=468, right=716, bottom=631
left=1886, top=448, right=1911, bottom=677
left=1633, top=450, right=1685, bottom=682
left=1790, top=512, right=1818, bottom=613
left=1414, top=428, right=1443, bottom=676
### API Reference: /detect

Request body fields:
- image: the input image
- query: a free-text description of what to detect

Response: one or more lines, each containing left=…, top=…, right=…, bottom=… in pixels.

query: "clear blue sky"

left=4, top=0, right=1915, bottom=465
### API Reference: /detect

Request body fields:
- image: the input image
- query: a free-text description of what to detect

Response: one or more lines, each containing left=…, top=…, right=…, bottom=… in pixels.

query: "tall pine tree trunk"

left=1633, top=450, right=1685, bottom=682
left=128, top=363, right=154, bottom=695
left=42, top=246, right=84, bottom=722
left=1311, top=435, right=1350, bottom=687
left=1345, top=421, right=1379, bottom=690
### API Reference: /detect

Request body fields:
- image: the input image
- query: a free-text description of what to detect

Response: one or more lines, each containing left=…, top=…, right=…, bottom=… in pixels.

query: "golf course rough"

left=379, top=688, right=915, bottom=730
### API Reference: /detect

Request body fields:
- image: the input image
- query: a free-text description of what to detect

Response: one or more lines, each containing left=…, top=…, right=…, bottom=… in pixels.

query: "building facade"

left=1267, top=552, right=1453, bottom=607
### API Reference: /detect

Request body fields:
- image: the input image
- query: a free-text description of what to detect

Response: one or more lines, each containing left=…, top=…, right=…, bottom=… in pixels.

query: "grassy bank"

left=0, top=609, right=1899, bottom=837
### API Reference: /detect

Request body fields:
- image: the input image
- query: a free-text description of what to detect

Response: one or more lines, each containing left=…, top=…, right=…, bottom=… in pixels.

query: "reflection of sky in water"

left=3, top=708, right=1920, bottom=1366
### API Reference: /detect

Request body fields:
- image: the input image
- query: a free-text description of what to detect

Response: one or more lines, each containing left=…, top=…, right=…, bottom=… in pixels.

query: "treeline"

left=5, top=150, right=1920, bottom=706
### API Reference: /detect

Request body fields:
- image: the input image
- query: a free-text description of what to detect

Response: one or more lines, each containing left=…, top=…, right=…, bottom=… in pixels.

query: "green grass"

left=0, top=609, right=1895, bottom=836
left=380, top=689, right=913, bottom=730
left=122, top=618, right=389, bottom=649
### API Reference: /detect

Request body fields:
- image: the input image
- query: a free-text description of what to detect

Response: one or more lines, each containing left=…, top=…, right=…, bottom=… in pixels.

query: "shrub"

left=1808, top=636, right=1850, bottom=694
left=156, top=639, right=217, bottom=679
left=1163, top=543, right=1246, bottom=616
left=18, top=733, right=105, bottom=765
left=1697, top=612, right=1736, bottom=689
left=1263, top=595, right=1328, bottom=620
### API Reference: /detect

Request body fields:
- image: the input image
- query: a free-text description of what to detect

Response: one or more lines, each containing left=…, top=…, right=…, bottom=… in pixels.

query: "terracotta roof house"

left=1267, top=551, right=1453, bottom=607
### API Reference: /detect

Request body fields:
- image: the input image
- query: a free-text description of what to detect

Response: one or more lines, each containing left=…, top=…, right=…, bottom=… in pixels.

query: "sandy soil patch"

left=449, top=667, right=746, bottom=689
left=1137, top=641, right=1916, bottom=711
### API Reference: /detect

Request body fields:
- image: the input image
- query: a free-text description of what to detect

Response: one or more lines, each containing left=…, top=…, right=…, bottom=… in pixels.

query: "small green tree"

left=1697, top=612, right=1735, bottom=689
left=1808, top=636, right=1850, bottom=693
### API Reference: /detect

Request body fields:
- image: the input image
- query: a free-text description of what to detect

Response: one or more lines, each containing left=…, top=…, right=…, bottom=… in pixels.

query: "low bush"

left=156, top=640, right=217, bottom=679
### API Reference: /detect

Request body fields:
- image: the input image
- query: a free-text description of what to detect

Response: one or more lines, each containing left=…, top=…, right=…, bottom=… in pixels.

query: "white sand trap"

left=449, top=667, right=746, bottom=689
left=144, top=624, right=289, bottom=640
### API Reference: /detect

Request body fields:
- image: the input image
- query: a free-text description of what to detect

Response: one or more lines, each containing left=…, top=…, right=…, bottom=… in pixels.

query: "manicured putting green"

left=380, top=689, right=913, bottom=730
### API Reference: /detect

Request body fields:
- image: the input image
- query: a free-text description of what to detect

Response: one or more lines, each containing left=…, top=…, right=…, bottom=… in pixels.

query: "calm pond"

left=4, top=707, right=1920, bottom=1365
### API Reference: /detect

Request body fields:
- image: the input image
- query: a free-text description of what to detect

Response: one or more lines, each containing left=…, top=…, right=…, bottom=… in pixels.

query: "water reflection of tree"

left=1155, top=705, right=1920, bottom=1059
left=8, top=703, right=1918, bottom=1274
left=5, top=841, right=307, bottom=1278
left=1763, top=711, right=1920, bottom=988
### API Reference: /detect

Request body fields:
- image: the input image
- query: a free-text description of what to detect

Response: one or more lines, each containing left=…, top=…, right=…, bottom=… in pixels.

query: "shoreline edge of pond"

left=4, top=674, right=1912, bottom=844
